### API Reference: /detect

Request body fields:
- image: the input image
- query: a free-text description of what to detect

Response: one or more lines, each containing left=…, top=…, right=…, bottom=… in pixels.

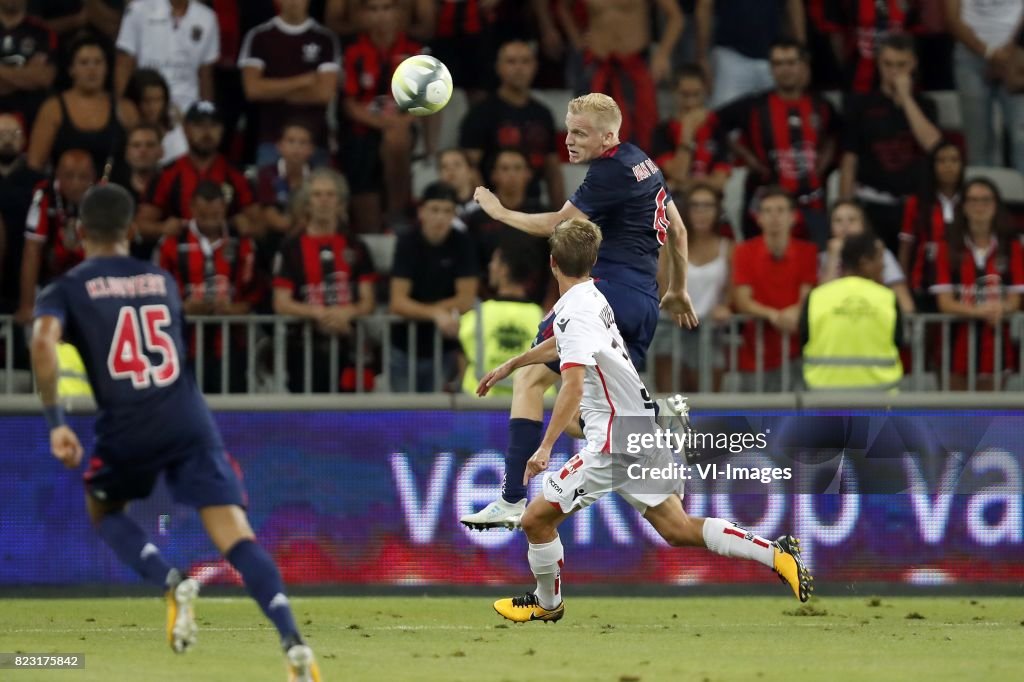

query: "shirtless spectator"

left=556, top=0, right=684, bottom=150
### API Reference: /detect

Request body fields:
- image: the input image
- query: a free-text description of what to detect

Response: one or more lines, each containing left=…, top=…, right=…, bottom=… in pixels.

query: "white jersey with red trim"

left=553, top=279, right=656, bottom=454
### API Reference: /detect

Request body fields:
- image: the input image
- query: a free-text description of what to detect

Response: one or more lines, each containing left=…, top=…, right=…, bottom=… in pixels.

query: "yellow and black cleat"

left=773, top=535, right=813, bottom=602
left=165, top=577, right=199, bottom=653
left=493, top=593, right=565, bottom=623
left=286, top=644, right=322, bottom=682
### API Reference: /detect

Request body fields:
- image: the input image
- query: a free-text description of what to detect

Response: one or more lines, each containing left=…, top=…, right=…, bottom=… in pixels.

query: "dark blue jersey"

left=568, top=142, right=672, bottom=299
left=34, top=256, right=222, bottom=459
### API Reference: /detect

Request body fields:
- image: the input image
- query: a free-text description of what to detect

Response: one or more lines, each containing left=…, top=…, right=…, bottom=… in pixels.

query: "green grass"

left=0, top=596, right=1022, bottom=681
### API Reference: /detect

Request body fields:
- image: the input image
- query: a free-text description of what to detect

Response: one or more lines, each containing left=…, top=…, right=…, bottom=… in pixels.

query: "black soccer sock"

left=502, top=418, right=543, bottom=503
left=226, top=539, right=300, bottom=644
left=96, top=512, right=175, bottom=588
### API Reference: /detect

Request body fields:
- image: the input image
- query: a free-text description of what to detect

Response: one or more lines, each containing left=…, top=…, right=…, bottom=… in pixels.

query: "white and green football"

left=391, top=54, right=453, bottom=116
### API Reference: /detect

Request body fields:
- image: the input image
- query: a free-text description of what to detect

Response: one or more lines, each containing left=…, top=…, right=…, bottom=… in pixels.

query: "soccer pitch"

left=1, top=596, right=1021, bottom=681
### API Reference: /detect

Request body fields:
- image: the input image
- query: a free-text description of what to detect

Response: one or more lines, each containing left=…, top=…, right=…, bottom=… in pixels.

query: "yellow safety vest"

left=802, top=277, right=903, bottom=391
left=57, top=342, right=93, bottom=398
left=459, top=299, right=548, bottom=396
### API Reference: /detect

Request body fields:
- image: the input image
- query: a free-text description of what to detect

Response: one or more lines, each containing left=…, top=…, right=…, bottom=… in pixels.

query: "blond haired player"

left=479, top=219, right=812, bottom=622
left=465, top=94, right=697, bottom=530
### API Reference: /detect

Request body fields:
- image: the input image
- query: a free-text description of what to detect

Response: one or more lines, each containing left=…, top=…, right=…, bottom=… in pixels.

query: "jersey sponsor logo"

left=191, top=25, right=204, bottom=43
left=556, top=318, right=570, bottom=332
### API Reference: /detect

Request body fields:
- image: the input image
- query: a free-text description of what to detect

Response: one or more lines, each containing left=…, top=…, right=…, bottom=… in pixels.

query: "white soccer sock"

left=702, top=518, right=775, bottom=568
left=528, top=536, right=564, bottom=609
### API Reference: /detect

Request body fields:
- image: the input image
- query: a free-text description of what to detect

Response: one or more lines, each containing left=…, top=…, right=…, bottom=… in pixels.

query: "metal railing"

left=3, top=312, right=1023, bottom=395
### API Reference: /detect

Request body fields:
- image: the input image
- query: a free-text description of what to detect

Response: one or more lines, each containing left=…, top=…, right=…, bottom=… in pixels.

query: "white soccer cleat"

left=655, top=394, right=691, bottom=433
left=460, top=498, right=527, bottom=531
left=166, top=577, right=199, bottom=653
left=286, top=644, right=322, bottom=682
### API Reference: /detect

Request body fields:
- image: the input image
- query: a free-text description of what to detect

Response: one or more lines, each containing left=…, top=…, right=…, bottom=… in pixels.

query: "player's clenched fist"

left=50, top=426, right=84, bottom=469
left=523, top=447, right=551, bottom=485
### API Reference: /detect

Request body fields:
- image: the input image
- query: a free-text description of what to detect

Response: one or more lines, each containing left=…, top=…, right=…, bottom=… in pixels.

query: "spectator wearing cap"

left=238, top=0, right=340, bottom=167
left=0, top=0, right=57, bottom=130
left=136, top=100, right=260, bottom=241
left=389, top=182, right=479, bottom=393
left=115, top=0, right=219, bottom=114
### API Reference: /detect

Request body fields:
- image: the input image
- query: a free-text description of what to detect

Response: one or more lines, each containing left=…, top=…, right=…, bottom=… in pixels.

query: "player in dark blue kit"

left=29, top=185, right=323, bottom=682
left=463, top=93, right=699, bottom=529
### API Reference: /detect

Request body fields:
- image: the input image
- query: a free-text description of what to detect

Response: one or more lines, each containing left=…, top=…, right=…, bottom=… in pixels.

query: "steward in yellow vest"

left=57, top=342, right=93, bottom=398
left=801, top=233, right=904, bottom=391
left=460, top=246, right=547, bottom=396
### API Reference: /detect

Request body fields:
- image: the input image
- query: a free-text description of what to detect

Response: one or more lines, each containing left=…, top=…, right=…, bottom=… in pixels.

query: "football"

left=391, top=54, right=453, bottom=116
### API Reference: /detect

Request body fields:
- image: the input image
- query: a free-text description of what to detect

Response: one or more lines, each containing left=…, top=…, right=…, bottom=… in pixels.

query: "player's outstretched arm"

left=476, top=337, right=559, bottom=397
left=474, top=187, right=587, bottom=237
left=525, top=366, right=585, bottom=483
left=29, top=315, right=84, bottom=469
left=661, top=200, right=699, bottom=329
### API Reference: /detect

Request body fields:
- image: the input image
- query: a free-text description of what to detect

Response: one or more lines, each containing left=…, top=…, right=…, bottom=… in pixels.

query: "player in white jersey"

left=478, top=219, right=812, bottom=622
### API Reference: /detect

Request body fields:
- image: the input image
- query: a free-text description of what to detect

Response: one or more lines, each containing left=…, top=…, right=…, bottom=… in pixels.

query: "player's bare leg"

left=200, top=506, right=322, bottom=681
left=493, top=496, right=571, bottom=623
left=461, top=363, right=561, bottom=530
left=85, top=494, right=198, bottom=652
left=642, top=495, right=813, bottom=602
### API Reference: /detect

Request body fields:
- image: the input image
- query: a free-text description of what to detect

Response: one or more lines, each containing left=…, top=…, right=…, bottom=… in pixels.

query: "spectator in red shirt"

left=731, top=187, right=817, bottom=391
left=272, top=168, right=378, bottom=393
left=16, top=148, right=94, bottom=324
left=931, top=178, right=1024, bottom=391
left=898, top=140, right=964, bottom=305
left=0, top=0, right=57, bottom=130
left=651, top=63, right=728, bottom=196
left=238, top=0, right=340, bottom=167
left=156, top=180, right=264, bottom=393
left=136, top=100, right=260, bottom=242
left=341, top=0, right=422, bottom=233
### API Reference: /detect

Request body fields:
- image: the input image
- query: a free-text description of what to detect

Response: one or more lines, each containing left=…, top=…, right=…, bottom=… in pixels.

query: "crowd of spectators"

left=1, top=0, right=1024, bottom=394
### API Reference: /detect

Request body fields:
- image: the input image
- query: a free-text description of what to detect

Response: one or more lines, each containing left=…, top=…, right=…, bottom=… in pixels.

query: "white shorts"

left=542, top=447, right=684, bottom=514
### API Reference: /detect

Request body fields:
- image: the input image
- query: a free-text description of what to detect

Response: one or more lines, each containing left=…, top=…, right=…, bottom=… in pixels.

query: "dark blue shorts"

left=83, top=445, right=247, bottom=509
left=533, top=279, right=660, bottom=373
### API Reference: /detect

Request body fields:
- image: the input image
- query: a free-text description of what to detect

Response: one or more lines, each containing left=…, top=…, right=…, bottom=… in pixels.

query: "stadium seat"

left=927, top=91, right=962, bottom=131
left=562, top=162, right=588, bottom=195
left=531, top=88, right=574, bottom=123
left=362, top=234, right=398, bottom=274
left=965, top=166, right=1024, bottom=203
left=438, top=87, right=469, bottom=151
left=722, top=167, right=748, bottom=238
left=411, top=157, right=439, bottom=199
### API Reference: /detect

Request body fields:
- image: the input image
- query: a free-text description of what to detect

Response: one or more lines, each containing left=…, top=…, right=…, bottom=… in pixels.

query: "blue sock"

left=503, top=418, right=543, bottom=503
left=226, top=539, right=300, bottom=644
left=96, top=512, right=174, bottom=588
